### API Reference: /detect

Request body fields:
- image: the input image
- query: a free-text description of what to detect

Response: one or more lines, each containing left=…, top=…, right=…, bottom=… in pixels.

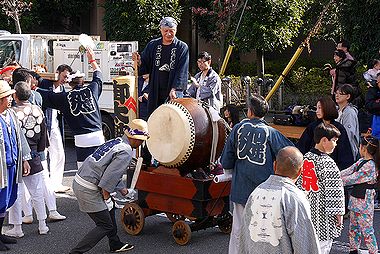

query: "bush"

left=286, top=66, right=331, bottom=106
left=222, top=61, right=369, bottom=112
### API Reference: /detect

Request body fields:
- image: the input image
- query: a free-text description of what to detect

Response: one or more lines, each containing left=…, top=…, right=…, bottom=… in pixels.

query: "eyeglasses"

left=197, top=60, right=207, bottom=64
left=334, top=91, right=347, bottom=96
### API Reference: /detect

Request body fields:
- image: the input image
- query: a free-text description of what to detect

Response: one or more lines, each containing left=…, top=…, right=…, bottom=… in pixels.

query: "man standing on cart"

left=132, top=16, right=189, bottom=166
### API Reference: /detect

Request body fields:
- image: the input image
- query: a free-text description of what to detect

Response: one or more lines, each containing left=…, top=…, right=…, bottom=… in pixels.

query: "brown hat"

left=124, top=119, right=149, bottom=141
left=0, top=80, right=15, bottom=99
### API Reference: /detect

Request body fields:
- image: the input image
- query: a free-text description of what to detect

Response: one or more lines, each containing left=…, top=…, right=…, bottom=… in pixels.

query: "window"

left=0, top=40, right=21, bottom=67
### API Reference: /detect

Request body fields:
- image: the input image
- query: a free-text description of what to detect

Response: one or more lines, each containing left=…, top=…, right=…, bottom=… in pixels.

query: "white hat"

left=0, top=80, right=15, bottom=99
left=124, top=119, right=150, bottom=141
left=67, top=70, right=85, bottom=83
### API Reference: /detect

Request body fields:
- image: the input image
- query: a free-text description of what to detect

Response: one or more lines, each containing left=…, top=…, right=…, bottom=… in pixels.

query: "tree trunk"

left=256, top=49, right=264, bottom=77
left=14, top=14, right=22, bottom=34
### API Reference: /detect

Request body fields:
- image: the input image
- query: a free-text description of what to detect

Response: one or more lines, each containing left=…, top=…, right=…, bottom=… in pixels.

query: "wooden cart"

left=120, top=167, right=232, bottom=245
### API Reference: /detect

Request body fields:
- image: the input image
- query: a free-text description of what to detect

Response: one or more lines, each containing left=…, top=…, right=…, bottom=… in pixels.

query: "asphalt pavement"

left=1, top=139, right=379, bottom=254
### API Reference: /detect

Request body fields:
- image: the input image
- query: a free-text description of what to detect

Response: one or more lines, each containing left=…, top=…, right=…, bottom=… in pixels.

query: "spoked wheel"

left=165, top=212, right=185, bottom=223
left=121, top=203, right=145, bottom=235
left=217, top=213, right=233, bottom=234
left=172, top=220, right=191, bottom=245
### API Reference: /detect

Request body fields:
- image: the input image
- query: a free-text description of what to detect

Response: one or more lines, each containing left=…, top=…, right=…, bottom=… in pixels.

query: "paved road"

left=2, top=139, right=379, bottom=253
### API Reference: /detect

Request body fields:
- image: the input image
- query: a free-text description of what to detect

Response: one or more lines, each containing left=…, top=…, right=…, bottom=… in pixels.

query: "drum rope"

left=203, top=103, right=219, bottom=165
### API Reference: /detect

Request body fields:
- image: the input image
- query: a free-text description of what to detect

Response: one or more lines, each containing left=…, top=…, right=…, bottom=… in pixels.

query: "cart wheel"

left=121, top=203, right=145, bottom=235
left=217, top=213, right=232, bottom=234
left=172, top=220, right=191, bottom=245
left=165, top=212, right=185, bottom=223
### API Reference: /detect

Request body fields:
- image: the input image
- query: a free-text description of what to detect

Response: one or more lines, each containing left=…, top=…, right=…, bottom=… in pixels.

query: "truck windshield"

left=0, top=40, right=21, bottom=68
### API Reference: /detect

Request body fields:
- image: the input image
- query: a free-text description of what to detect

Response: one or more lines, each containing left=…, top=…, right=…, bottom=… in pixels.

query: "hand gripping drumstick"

left=130, top=157, right=143, bottom=190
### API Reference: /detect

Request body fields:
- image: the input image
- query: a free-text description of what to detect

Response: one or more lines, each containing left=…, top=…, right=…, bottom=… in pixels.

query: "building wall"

left=89, top=0, right=106, bottom=40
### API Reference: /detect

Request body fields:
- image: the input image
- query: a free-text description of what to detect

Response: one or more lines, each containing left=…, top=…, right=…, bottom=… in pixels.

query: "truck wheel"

left=102, top=114, right=115, bottom=141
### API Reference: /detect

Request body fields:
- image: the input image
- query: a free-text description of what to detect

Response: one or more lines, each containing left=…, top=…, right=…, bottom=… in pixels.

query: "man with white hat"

left=0, top=80, right=31, bottom=251
left=70, top=119, right=149, bottom=254
left=34, top=47, right=105, bottom=168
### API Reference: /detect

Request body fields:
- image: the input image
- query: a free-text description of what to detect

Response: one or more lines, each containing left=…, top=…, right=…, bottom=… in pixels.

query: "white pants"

left=319, top=240, right=333, bottom=254
left=9, top=172, right=47, bottom=224
left=22, top=160, right=57, bottom=216
left=76, top=161, right=83, bottom=169
left=48, top=127, right=65, bottom=188
left=229, top=202, right=245, bottom=254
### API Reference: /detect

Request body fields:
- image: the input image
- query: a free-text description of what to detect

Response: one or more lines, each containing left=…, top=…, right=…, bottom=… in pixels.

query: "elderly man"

left=187, top=51, right=222, bottom=112
left=239, top=146, right=321, bottom=254
left=132, top=17, right=189, bottom=116
left=0, top=80, right=31, bottom=251
left=70, top=119, right=149, bottom=254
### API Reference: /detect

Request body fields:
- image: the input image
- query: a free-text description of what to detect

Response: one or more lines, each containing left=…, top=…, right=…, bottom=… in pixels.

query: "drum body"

left=147, top=98, right=226, bottom=175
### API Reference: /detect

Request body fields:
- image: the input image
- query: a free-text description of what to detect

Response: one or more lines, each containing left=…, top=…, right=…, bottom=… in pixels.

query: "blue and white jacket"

left=221, top=118, right=294, bottom=205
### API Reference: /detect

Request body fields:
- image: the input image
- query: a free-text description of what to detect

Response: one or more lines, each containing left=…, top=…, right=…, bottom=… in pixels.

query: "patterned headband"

left=126, top=125, right=149, bottom=137
left=362, top=130, right=378, bottom=147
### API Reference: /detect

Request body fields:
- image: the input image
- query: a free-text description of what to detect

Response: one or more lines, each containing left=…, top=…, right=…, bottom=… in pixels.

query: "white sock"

left=13, top=224, right=22, bottom=232
left=38, top=220, right=47, bottom=229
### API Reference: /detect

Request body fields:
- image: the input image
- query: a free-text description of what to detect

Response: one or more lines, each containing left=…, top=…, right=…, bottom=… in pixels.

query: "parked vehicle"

left=0, top=34, right=138, bottom=140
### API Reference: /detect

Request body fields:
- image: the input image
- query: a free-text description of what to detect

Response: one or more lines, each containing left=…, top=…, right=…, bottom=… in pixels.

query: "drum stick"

left=130, top=157, right=143, bottom=189
left=213, top=172, right=232, bottom=183
left=134, top=54, right=140, bottom=157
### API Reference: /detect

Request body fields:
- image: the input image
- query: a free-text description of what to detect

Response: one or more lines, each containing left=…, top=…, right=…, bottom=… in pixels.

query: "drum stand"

left=120, top=166, right=232, bottom=245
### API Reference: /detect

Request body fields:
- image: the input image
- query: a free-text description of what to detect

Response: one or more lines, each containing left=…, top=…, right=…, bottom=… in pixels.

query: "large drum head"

left=147, top=101, right=195, bottom=167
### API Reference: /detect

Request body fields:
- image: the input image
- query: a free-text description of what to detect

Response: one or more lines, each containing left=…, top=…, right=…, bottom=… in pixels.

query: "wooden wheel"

left=165, top=212, right=185, bottom=223
left=217, top=213, right=232, bottom=234
left=121, top=203, right=145, bottom=235
left=172, top=220, right=191, bottom=245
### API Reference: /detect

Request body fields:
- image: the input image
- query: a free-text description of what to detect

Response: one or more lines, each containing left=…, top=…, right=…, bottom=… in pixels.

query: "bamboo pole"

left=265, top=43, right=305, bottom=101
left=265, top=0, right=335, bottom=102
left=219, top=44, right=234, bottom=76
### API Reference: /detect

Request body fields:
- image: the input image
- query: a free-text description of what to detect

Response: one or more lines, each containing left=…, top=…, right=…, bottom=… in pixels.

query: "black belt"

left=351, top=182, right=376, bottom=199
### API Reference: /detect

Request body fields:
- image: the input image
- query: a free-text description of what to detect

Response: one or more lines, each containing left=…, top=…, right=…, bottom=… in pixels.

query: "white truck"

left=0, top=33, right=138, bottom=139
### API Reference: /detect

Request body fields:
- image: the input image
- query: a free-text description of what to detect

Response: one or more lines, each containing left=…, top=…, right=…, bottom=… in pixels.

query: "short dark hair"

left=14, top=81, right=31, bottom=101
left=334, top=49, right=346, bottom=60
left=276, top=146, right=304, bottom=180
left=223, top=104, right=240, bottom=126
left=56, top=64, right=72, bottom=74
left=318, top=96, right=338, bottom=121
left=198, top=51, right=211, bottom=61
left=314, top=122, right=341, bottom=144
left=12, top=68, right=32, bottom=85
left=338, top=39, right=350, bottom=50
left=337, top=84, right=355, bottom=102
left=247, top=94, right=269, bottom=118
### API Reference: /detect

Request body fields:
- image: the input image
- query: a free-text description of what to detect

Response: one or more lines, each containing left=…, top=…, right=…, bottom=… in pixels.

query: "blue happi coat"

left=221, top=118, right=294, bottom=205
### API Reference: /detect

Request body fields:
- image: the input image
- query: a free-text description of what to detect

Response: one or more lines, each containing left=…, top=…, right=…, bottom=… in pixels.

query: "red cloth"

left=0, top=65, right=17, bottom=75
